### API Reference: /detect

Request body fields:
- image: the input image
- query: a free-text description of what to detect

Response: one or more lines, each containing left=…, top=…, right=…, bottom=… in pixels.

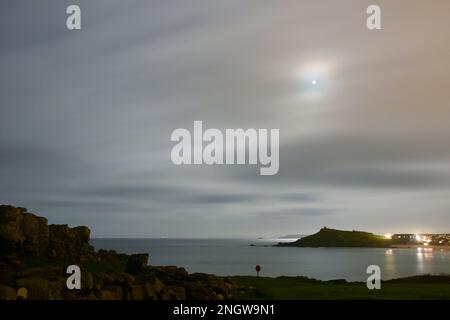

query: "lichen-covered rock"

left=0, top=206, right=48, bottom=259
left=0, top=206, right=29, bottom=243
left=117, top=272, right=135, bottom=286
left=148, top=265, right=189, bottom=282
left=160, top=286, right=186, bottom=300
left=181, top=273, right=234, bottom=300
left=16, top=277, right=51, bottom=299
left=17, top=267, right=64, bottom=280
left=81, top=271, right=94, bottom=290
left=125, top=254, right=149, bottom=275
left=61, top=291, right=78, bottom=300
left=84, top=292, right=97, bottom=300
left=95, top=272, right=115, bottom=285
left=130, top=284, right=146, bottom=299
left=0, top=205, right=94, bottom=262
left=215, top=293, right=225, bottom=300
left=15, top=276, right=65, bottom=300
left=97, top=285, right=123, bottom=300
left=17, top=287, right=28, bottom=299
left=97, top=249, right=130, bottom=264
left=48, top=224, right=95, bottom=261
left=137, top=276, right=164, bottom=300
left=0, top=285, right=16, bottom=300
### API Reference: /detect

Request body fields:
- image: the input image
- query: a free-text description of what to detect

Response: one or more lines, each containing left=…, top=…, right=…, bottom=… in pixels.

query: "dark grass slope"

left=232, top=275, right=450, bottom=300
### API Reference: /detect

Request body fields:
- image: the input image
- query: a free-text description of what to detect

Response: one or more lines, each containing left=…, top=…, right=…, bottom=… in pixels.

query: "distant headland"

left=277, top=227, right=392, bottom=248
left=277, top=227, right=450, bottom=248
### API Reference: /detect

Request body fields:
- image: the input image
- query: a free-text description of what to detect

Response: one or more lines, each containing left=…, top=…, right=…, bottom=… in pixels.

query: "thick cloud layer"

left=1, top=0, right=450, bottom=237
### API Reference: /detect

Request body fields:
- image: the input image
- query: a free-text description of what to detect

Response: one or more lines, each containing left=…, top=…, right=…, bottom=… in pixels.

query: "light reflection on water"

left=384, top=249, right=396, bottom=276
left=416, top=247, right=434, bottom=273
left=91, top=238, right=450, bottom=281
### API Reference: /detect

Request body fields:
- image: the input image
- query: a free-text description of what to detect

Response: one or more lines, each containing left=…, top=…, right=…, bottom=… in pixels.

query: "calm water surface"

left=91, top=238, right=450, bottom=281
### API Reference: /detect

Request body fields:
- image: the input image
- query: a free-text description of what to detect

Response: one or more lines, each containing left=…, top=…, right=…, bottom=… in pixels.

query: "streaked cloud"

left=1, top=0, right=450, bottom=237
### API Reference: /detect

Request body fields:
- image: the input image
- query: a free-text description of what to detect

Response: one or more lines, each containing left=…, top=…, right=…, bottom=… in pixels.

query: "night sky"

left=1, top=0, right=450, bottom=237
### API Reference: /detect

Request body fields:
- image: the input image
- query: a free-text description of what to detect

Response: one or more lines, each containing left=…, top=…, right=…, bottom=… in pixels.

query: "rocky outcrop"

left=0, top=206, right=49, bottom=259
left=0, top=264, right=233, bottom=300
left=125, top=253, right=149, bottom=275
left=0, top=205, right=95, bottom=261
left=0, top=205, right=235, bottom=300
left=0, top=285, right=16, bottom=300
left=48, top=224, right=94, bottom=261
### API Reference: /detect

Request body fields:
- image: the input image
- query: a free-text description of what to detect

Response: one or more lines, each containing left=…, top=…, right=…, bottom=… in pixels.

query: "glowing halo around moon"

left=294, top=61, right=335, bottom=99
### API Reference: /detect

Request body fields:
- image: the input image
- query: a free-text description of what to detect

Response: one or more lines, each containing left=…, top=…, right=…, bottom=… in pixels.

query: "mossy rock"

left=0, top=285, right=16, bottom=300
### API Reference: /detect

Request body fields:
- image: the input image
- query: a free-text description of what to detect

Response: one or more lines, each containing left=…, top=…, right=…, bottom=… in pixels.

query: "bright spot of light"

left=295, top=61, right=335, bottom=97
left=385, top=233, right=392, bottom=240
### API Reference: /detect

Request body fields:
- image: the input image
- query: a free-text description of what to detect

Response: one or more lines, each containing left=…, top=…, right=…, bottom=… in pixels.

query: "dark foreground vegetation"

left=233, top=275, right=450, bottom=300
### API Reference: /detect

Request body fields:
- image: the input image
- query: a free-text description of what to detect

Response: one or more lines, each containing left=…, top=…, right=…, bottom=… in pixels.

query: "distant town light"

left=385, top=233, right=392, bottom=240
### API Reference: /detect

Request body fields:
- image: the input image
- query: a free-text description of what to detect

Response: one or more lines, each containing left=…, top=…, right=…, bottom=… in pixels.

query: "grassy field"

left=231, top=275, right=450, bottom=299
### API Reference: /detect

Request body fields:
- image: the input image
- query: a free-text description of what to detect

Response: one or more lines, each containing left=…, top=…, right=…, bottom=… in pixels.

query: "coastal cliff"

left=0, top=205, right=234, bottom=300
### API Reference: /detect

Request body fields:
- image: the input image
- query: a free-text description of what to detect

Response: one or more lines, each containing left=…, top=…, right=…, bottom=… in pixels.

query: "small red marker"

left=255, top=264, right=261, bottom=277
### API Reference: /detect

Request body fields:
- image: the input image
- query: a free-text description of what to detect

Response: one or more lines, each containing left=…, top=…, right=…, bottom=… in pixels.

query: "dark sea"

left=91, top=238, right=450, bottom=281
